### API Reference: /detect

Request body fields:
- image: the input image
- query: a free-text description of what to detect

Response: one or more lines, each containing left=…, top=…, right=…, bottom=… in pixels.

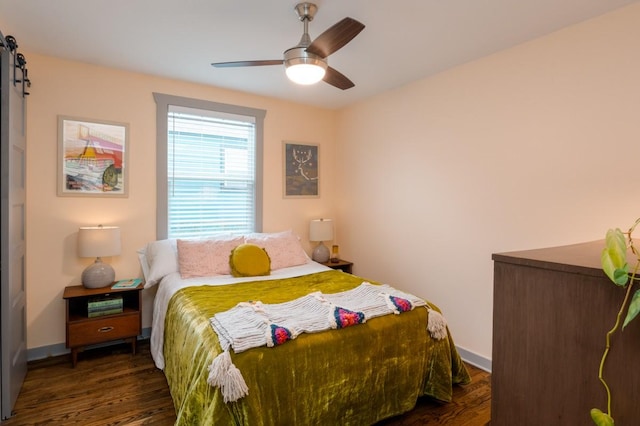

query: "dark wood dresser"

left=492, top=240, right=640, bottom=425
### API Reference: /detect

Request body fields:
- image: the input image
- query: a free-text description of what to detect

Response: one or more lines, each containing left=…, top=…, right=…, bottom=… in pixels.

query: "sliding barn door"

left=0, top=32, right=28, bottom=420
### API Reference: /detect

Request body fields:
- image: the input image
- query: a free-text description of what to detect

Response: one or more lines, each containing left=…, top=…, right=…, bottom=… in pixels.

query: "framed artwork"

left=283, top=141, right=319, bottom=198
left=57, top=116, right=129, bottom=197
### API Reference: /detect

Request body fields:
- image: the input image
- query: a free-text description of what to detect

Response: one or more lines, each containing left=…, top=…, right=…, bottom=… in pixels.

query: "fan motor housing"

left=284, top=47, right=327, bottom=69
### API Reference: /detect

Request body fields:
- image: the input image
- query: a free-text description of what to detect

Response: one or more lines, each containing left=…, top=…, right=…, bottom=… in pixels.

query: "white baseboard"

left=456, top=345, right=492, bottom=373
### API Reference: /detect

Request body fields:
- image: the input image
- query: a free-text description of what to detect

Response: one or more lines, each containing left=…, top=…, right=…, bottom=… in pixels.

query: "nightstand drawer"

left=67, top=312, right=140, bottom=347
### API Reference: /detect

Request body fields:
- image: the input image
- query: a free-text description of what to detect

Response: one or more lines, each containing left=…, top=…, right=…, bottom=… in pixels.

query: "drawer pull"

left=98, top=326, right=114, bottom=333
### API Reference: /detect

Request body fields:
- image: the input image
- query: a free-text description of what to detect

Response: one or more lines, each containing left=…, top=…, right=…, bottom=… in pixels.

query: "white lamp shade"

left=78, top=226, right=121, bottom=258
left=309, top=219, right=333, bottom=242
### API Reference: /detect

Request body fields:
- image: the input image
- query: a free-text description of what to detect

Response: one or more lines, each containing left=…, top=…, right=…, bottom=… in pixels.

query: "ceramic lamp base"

left=82, top=258, right=115, bottom=288
left=312, top=242, right=330, bottom=263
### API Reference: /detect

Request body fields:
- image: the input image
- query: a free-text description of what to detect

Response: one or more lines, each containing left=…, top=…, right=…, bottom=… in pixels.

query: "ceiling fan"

left=211, top=2, right=365, bottom=90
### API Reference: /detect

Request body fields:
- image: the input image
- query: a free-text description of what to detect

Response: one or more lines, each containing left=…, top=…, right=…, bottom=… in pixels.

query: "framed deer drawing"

left=283, top=141, right=319, bottom=198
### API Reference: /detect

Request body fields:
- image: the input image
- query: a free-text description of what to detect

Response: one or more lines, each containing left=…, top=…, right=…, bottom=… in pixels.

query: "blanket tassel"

left=207, top=350, right=249, bottom=403
left=427, top=308, right=448, bottom=340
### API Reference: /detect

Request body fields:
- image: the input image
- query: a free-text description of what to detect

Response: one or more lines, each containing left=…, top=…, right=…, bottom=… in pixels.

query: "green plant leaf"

left=623, top=289, right=640, bottom=329
left=590, top=408, right=615, bottom=425
left=606, top=227, right=627, bottom=247
left=602, top=229, right=629, bottom=286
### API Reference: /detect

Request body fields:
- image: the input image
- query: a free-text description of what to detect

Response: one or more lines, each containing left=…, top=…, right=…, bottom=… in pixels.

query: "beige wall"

left=25, top=56, right=337, bottom=351
left=23, top=3, right=640, bottom=363
left=335, top=4, right=640, bottom=362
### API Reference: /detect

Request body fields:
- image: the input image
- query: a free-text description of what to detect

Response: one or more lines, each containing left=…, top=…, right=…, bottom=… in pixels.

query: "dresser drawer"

left=67, top=312, right=140, bottom=348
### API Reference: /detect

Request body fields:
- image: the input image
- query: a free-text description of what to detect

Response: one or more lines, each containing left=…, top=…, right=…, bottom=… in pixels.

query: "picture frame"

left=283, top=141, right=319, bottom=198
left=57, top=116, right=129, bottom=197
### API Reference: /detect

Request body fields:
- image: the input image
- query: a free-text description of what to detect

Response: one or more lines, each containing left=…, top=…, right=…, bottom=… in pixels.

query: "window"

left=154, top=93, right=266, bottom=239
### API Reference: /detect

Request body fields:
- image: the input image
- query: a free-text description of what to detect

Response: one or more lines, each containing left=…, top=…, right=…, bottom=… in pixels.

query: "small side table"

left=320, top=259, right=353, bottom=274
left=63, top=283, right=143, bottom=367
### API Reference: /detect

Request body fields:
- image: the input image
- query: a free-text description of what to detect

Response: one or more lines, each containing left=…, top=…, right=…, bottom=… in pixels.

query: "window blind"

left=166, top=105, right=256, bottom=238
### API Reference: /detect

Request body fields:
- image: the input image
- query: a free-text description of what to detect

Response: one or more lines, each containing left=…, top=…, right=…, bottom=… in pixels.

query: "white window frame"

left=153, top=93, right=266, bottom=239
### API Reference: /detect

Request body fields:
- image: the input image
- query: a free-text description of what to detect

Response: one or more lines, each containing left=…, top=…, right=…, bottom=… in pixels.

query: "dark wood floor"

left=3, top=340, right=491, bottom=425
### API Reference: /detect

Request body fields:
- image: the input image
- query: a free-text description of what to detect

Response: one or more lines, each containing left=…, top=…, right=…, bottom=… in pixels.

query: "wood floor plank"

left=3, top=340, right=490, bottom=425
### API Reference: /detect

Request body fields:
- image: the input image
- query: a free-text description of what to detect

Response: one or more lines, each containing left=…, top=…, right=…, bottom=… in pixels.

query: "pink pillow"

left=177, top=236, right=243, bottom=278
left=245, top=230, right=308, bottom=270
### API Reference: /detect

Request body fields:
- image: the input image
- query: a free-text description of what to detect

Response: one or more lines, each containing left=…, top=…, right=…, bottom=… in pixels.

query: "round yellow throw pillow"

left=229, top=243, right=271, bottom=277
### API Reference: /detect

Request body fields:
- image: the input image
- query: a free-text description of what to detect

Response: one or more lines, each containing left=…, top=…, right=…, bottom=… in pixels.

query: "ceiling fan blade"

left=306, top=17, right=365, bottom=58
left=323, top=66, right=355, bottom=90
left=211, top=60, right=284, bottom=68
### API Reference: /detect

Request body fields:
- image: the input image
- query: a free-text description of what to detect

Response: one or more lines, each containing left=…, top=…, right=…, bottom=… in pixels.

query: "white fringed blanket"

left=208, top=281, right=447, bottom=402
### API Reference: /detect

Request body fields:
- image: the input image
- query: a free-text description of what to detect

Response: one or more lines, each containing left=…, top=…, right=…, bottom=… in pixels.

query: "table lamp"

left=309, top=218, right=333, bottom=263
left=78, top=225, right=121, bottom=288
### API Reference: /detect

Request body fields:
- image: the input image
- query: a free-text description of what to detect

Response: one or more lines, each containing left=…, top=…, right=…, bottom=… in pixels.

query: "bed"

left=140, top=231, right=470, bottom=425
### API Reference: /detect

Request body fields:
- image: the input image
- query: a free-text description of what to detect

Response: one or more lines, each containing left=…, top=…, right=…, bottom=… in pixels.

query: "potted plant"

left=593, top=218, right=640, bottom=425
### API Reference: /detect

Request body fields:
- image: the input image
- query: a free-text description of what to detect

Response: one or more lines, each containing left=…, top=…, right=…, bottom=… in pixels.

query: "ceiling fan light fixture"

left=211, top=4, right=364, bottom=90
left=286, top=62, right=327, bottom=85
left=284, top=47, right=327, bottom=85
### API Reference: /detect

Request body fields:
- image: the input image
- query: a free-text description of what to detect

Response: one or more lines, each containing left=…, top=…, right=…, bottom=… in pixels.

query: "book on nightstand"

left=111, top=278, right=142, bottom=289
left=88, top=307, right=123, bottom=318
left=87, top=295, right=123, bottom=317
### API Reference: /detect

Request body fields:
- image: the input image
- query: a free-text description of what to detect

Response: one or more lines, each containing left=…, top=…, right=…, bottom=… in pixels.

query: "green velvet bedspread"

left=163, top=270, right=470, bottom=425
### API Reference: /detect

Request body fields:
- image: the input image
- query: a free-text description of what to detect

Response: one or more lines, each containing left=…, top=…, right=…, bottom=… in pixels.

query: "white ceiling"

left=1, top=0, right=637, bottom=109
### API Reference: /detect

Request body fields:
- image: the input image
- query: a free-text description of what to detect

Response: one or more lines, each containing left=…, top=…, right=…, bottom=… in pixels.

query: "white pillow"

left=244, top=230, right=309, bottom=270
left=136, top=247, right=151, bottom=283
left=139, top=239, right=178, bottom=288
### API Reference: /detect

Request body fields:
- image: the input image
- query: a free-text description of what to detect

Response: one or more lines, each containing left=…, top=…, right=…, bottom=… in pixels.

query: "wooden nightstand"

left=321, top=259, right=353, bottom=274
left=63, top=283, right=143, bottom=367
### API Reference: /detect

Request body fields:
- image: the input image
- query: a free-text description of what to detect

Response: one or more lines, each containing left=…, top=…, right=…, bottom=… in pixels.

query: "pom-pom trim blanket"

left=208, top=282, right=447, bottom=402
left=161, top=269, right=471, bottom=425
